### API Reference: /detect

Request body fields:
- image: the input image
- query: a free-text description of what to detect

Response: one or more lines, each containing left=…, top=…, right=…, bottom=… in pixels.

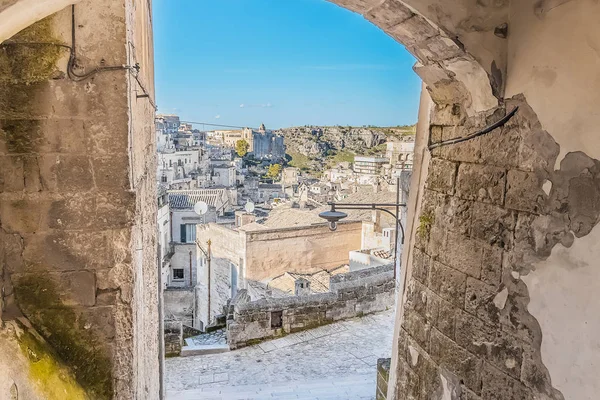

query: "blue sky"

left=153, top=0, right=421, bottom=129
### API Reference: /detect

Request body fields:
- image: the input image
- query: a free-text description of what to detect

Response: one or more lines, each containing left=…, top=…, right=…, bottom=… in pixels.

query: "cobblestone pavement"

left=166, top=309, right=395, bottom=399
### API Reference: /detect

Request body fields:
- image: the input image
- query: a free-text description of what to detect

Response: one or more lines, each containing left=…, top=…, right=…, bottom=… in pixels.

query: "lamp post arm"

left=329, top=205, right=405, bottom=245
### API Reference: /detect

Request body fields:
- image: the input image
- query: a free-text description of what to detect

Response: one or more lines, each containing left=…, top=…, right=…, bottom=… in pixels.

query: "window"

left=173, top=269, right=184, bottom=280
left=169, top=160, right=172, bottom=167
left=161, top=175, right=167, bottom=183
left=180, top=224, right=196, bottom=243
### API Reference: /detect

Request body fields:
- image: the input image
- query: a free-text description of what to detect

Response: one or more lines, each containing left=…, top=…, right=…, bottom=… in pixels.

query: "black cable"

left=427, top=106, right=519, bottom=150
left=0, top=41, right=72, bottom=51
left=67, top=5, right=130, bottom=82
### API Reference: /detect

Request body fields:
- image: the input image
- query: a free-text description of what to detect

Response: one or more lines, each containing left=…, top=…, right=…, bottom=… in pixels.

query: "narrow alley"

left=165, top=309, right=395, bottom=400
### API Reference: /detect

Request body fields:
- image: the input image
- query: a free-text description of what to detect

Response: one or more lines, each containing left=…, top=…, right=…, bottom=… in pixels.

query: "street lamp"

left=318, top=206, right=348, bottom=231
left=318, top=177, right=406, bottom=279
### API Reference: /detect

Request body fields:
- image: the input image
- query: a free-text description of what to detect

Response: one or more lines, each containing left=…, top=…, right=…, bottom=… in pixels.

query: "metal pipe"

left=207, top=240, right=212, bottom=328
left=328, top=202, right=406, bottom=207
left=189, top=251, right=193, bottom=287
left=394, top=177, right=400, bottom=281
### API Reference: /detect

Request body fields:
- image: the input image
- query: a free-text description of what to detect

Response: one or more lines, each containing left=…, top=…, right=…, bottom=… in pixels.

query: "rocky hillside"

left=276, top=125, right=415, bottom=171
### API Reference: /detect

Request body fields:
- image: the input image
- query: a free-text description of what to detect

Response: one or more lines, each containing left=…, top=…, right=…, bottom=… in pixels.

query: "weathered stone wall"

left=163, top=320, right=182, bottom=358
left=227, top=264, right=394, bottom=349
left=0, top=0, right=159, bottom=398
left=392, top=90, right=600, bottom=399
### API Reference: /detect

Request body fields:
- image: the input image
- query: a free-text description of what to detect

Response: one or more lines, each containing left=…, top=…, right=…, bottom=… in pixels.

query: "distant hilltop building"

left=244, top=123, right=285, bottom=160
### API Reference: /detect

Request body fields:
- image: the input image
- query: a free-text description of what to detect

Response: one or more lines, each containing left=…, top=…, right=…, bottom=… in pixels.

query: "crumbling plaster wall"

left=0, top=0, right=159, bottom=398
left=382, top=0, right=600, bottom=398
left=502, top=1, right=600, bottom=398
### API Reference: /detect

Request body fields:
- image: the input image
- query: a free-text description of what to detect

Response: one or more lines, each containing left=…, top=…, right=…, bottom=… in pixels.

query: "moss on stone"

left=14, top=321, right=89, bottom=400
left=14, top=275, right=113, bottom=400
left=0, top=16, right=65, bottom=85
left=0, top=15, right=67, bottom=154
left=417, top=212, right=434, bottom=240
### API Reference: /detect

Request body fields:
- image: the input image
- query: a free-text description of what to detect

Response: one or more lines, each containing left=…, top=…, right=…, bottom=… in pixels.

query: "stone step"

left=180, top=343, right=230, bottom=357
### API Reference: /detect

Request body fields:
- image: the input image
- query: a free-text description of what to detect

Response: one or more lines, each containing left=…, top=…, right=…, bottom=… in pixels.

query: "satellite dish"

left=244, top=201, right=255, bottom=213
left=194, top=201, right=208, bottom=215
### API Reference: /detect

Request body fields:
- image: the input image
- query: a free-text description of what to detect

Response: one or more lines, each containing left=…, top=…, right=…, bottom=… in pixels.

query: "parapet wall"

left=226, top=264, right=395, bottom=349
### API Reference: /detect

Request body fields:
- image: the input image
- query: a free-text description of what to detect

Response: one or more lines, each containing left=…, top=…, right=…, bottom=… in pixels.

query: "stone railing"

left=376, top=358, right=391, bottom=400
left=226, top=264, right=395, bottom=349
left=164, top=320, right=183, bottom=357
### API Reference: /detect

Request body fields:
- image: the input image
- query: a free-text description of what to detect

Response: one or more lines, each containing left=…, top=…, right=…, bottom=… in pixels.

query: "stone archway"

left=2, top=1, right=599, bottom=400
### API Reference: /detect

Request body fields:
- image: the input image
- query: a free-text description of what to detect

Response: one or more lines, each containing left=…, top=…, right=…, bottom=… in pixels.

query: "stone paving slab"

left=166, top=309, right=395, bottom=399
left=167, top=374, right=375, bottom=400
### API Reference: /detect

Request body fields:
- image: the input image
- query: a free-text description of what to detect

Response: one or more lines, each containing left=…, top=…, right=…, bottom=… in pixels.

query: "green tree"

left=235, top=139, right=250, bottom=157
left=266, top=163, right=282, bottom=179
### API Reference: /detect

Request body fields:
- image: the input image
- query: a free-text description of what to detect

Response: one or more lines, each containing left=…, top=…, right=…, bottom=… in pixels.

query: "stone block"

left=435, top=297, right=457, bottom=340
left=21, top=156, right=43, bottom=192
left=1, top=232, right=24, bottom=273
left=443, top=135, right=482, bottom=164
left=394, top=357, right=421, bottom=400
left=439, top=234, right=483, bottom=278
left=456, top=164, right=506, bottom=205
left=478, top=126, right=521, bottom=169
left=480, top=246, right=503, bottom=288
left=455, top=311, right=524, bottom=379
left=505, top=170, right=546, bottom=214
left=0, top=199, right=52, bottom=233
left=92, top=155, right=130, bottom=190
left=429, top=328, right=482, bottom=393
left=365, top=0, right=413, bottom=29
left=420, top=36, right=463, bottom=61
left=470, top=202, right=516, bottom=249
left=85, top=119, right=129, bottom=155
left=0, top=155, right=24, bottom=192
left=48, top=191, right=135, bottom=230
left=444, top=196, right=473, bottom=235
left=430, top=125, right=443, bottom=143
left=411, top=248, right=430, bottom=285
left=389, top=16, right=439, bottom=47
left=39, top=154, right=94, bottom=192
left=81, top=306, right=116, bottom=340
left=414, top=63, right=454, bottom=92
left=403, top=340, right=444, bottom=399
left=405, top=280, right=428, bottom=319
left=402, top=309, right=431, bottom=351
left=464, top=278, right=501, bottom=325
left=428, top=261, right=467, bottom=307
left=430, top=103, right=467, bottom=126
left=480, top=363, right=533, bottom=400
left=327, top=0, right=381, bottom=14
left=13, top=270, right=96, bottom=307
left=426, top=158, right=457, bottom=195
left=21, top=230, right=113, bottom=272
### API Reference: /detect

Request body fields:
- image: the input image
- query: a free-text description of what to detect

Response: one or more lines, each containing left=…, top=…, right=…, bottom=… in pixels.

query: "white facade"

left=158, top=151, right=200, bottom=175
left=353, top=156, right=389, bottom=175
left=212, top=165, right=236, bottom=187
